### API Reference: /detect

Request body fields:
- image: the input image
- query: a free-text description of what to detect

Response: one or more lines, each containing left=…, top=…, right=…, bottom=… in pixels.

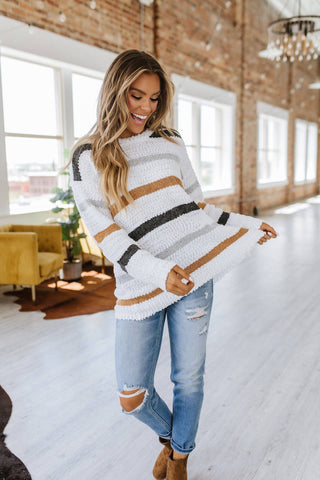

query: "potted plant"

left=50, top=172, right=86, bottom=281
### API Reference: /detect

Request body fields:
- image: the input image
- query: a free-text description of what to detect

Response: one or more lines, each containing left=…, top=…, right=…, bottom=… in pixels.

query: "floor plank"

left=1, top=196, right=320, bottom=479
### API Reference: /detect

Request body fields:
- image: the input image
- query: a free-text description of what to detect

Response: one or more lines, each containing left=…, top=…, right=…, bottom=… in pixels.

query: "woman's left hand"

left=257, top=222, right=277, bottom=245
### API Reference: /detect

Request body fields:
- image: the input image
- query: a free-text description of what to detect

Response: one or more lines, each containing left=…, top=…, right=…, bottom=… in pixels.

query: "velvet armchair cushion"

left=0, top=224, right=63, bottom=287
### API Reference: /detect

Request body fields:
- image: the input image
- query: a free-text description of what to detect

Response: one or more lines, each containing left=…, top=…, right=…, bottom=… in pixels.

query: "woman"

left=70, top=49, right=277, bottom=480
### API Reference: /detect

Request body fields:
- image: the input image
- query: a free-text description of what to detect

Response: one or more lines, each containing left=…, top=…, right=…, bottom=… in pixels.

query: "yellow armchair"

left=0, top=224, right=64, bottom=302
left=78, top=218, right=112, bottom=272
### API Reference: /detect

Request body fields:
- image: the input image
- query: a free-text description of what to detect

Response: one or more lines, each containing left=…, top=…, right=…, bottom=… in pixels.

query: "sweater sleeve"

left=70, top=146, right=176, bottom=292
left=178, top=138, right=263, bottom=230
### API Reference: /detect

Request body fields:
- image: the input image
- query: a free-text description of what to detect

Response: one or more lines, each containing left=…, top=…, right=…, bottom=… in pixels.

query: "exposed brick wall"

left=0, top=0, right=319, bottom=215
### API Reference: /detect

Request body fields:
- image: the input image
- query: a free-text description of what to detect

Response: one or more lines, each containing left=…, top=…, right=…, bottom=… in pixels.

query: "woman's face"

left=122, top=72, right=160, bottom=138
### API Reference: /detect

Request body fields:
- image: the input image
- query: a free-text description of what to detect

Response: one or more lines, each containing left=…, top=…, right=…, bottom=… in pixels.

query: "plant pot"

left=62, top=258, right=82, bottom=281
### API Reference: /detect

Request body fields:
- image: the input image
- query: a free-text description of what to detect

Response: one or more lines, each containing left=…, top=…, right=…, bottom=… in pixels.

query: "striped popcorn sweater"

left=71, top=129, right=263, bottom=320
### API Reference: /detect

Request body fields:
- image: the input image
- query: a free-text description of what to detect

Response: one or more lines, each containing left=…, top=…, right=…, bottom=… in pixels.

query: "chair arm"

left=0, top=232, right=41, bottom=285
left=12, top=224, right=63, bottom=254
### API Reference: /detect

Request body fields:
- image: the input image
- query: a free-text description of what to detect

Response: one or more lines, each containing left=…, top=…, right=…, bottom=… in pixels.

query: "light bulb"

left=313, top=53, right=319, bottom=59
left=59, top=12, right=66, bottom=22
left=216, top=23, right=222, bottom=32
left=225, top=0, right=232, bottom=7
left=90, top=0, right=96, bottom=8
left=298, top=55, right=303, bottom=61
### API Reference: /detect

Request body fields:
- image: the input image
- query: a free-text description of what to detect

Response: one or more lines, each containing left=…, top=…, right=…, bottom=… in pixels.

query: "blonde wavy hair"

left=71, top=49, right=176, bottom=212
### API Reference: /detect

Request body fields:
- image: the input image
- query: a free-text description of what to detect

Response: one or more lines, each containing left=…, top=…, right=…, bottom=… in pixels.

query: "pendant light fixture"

left=262, top=0, right=320, bottom=62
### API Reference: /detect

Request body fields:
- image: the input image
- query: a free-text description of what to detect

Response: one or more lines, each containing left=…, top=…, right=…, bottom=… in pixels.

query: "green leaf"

left=71, top=240, right=82, bottom=257
left=51, top=207, right=64, bottom=214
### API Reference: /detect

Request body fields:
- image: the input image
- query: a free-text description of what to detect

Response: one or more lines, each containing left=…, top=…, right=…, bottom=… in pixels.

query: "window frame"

left=257, top=101, right=289, bottom=188
left=294, top=118, right=318, bottom=185
left=0, top=52, right=104, bottom=215
left=172, top=74, right=236, bottom=197
left=0, top=15, right=113, bottom=217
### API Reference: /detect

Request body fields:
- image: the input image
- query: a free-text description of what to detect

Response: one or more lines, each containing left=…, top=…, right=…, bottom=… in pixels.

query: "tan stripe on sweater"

left=197, top=202, right=206, bottom=209
left=94, top=223, right=121, bottom=243
left=116, top=228, right=248, bottom=306
left=110, top=176, right=183, bottom=217
left=117, top=288, right=163, bottom=306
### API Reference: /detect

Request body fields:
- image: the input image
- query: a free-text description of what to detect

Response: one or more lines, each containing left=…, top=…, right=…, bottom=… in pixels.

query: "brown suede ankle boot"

left=166, top=451, right=189, bottom=480
left=152, top=437, right=172, bottom=480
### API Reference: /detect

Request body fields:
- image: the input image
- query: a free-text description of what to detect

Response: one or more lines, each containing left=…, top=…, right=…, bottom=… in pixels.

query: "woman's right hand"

left=166, top=265, right=195, bottom=296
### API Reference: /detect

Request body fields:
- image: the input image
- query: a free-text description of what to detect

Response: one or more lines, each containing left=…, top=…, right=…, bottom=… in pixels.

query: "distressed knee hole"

left=186, top=305, right=208, bottom=320
left=119, top=388, right=147, bottom=412
left=199, top=324, right=208, bottom=335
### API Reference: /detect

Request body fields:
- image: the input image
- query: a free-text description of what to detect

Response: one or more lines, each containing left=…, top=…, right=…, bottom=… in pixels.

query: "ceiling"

left=266, top=0, right=320, bottom=18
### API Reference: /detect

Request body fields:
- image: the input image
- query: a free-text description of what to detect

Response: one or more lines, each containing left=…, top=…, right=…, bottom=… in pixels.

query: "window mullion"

left=194, top=102, right=201, bottom=180
left=4, top=132, right=63, bottom=139
left=0, top=57, right=10, bottom=216
left=61, top=68, right=75, bottom=165
left=305, top=124, right=309, bottom=181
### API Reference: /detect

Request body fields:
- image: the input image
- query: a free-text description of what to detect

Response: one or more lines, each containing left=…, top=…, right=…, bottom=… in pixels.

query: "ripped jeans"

left=115, top=280, right=214, bottom=454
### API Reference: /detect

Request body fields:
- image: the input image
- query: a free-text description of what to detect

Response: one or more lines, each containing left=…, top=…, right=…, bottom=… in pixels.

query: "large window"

left=173, top=74, right=235, bottom=195
left=0, top=54, right=102, bottom=214
left=72, top=73, right=102, bottom=139
left=257, top=102, right=288, bottom=186
left=294, top=119, right=318, bottom=184
left=1, top=56, right=62, bottom=214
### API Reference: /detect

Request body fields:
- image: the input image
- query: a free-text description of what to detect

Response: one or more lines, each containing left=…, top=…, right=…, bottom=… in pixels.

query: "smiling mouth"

left=130, top=113, right=148, bottom=125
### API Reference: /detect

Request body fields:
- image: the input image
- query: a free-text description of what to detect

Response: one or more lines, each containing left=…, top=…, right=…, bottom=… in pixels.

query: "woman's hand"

left=166, top=265, right=194, bottom=296
left=258, top=222, right=277, bottom=245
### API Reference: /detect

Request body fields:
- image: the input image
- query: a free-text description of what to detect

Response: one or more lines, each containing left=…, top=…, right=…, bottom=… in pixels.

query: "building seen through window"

left=0, top=55, right=102, bottom=214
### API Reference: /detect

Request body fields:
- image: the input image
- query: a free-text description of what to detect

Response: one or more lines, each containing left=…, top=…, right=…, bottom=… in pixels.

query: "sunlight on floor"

left=47, top=281, right=85, bottom=291
left=306, top=195, right=320, bottom=205
left=274, top=203, right=310, bottom=215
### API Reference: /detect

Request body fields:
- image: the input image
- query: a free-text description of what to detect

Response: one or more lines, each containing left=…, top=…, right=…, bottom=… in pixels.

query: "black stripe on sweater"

left=129, top=202, right=200, bottom=241
left=118, top=244, right=140, bottom=272
left=72, top=144, right=92, bottom=181
left=217, top=211, right=230, bottom=225
left=150, top=129, right=181, bottom=138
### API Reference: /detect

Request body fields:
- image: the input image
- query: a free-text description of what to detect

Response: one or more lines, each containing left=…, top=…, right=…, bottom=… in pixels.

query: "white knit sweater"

left=71, top=129, right=263, bottom=320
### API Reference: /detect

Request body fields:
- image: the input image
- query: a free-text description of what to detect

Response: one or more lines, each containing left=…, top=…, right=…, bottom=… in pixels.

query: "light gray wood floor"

left=1, top=196, right=320, bottom=480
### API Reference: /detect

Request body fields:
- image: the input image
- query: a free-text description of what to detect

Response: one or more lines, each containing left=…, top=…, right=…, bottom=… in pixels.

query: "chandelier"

left=263, top=1, right=320, bottom=62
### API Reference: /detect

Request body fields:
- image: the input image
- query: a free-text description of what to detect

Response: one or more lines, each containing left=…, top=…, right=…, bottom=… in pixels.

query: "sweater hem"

left=114, top=228, right=262, bottom=320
